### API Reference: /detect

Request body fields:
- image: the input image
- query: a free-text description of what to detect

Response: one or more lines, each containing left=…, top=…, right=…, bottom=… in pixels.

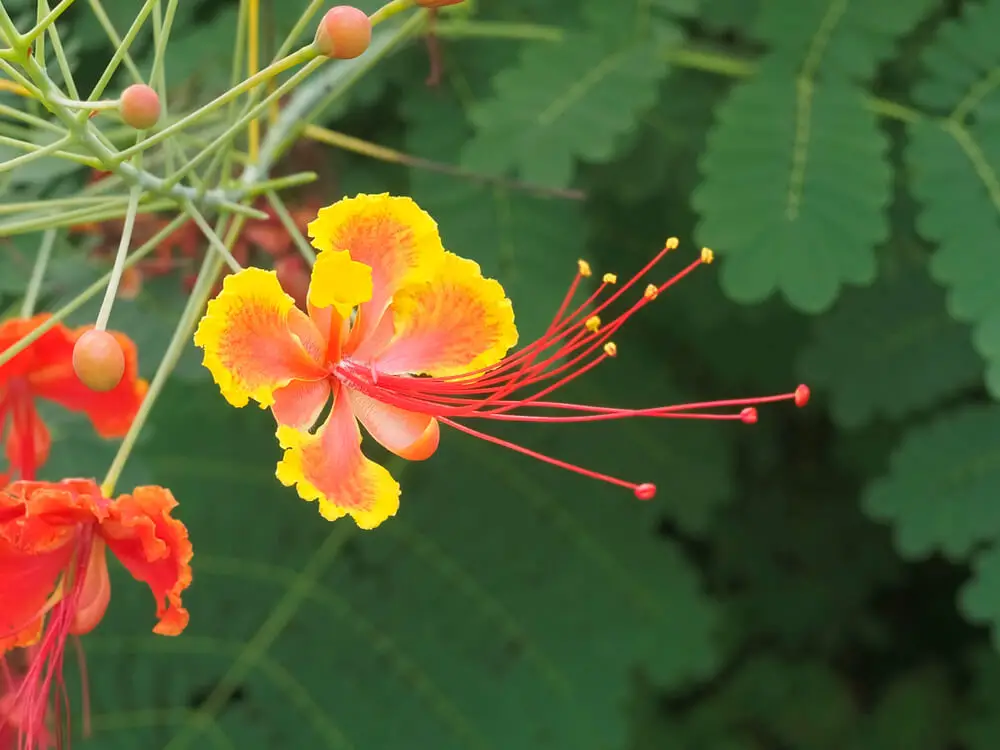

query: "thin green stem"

left=95, top=185, right=141, bottom=330
left=0, top=197, right=173, bottom=241
left=0, top=101, right=63, bottom=132
left=0, top=133, right=98, bottom=174
left=22, top=0, right=75, bottom=46
left=369, top=0, right=416, bottom=26
left=183, top=200, right=243, bottom=272
left=101, top=216, right=245, bottom=496
left=0, top=214, right=189, bottom=369
left=0, top=195, right=119, bottom=215
left=86, top=0, right=156, bottom=99
left=34, top=0, right=46, bottom=69
left=243, top=171, right=317, bottom=196
left=19, top=228, right=56, bottom=318
left=37, top=0, right=79, bottom=98
left=272, top=0, right=324, bottom=59
left=265, top=189, right=315, bottom=265
left=0, top=4, right=23, bottom=47
left=160, top=56, right=324, bottom=190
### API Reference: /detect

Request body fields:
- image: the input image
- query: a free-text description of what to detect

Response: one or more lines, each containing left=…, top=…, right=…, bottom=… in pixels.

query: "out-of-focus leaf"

left=797, top=264, right=983, bottom=428
left=863, top=405, right=1000, bottom=561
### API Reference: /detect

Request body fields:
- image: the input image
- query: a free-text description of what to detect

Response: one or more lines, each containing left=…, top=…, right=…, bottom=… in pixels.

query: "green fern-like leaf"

left=693, top=68, right=886, bottom=312
left=863, top=405, right=1000, bottom=561
left=797, top=265, right=983, bottom=428
left=693, top=0, right=935, bottom=313
left=460, top=10, right=672, bottom=188
left=907, top=0, right=1000, bottom=398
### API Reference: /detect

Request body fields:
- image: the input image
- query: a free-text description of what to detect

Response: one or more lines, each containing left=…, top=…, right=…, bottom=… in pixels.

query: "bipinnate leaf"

left=960, top=545, right=1000, bottom=649
left=693, top=68, right=886, bottom=312
left=863, top=405, right=1000, bottom=561
left=76, top=379, right=721, bottom=750
left=460, top=32, right=669, bottom=188
left=906, top=0, right=1000, bottom=398
left=797, top=265, right=983, bottom=428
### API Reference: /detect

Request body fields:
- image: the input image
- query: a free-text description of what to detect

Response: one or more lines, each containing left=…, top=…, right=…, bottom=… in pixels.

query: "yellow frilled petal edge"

left=193, top=267, right=327, bottom=409
left=274, top=396, right=401, bottom=530
left=373, top=251, right=519, bottom=378
left=307, top=249, right=374, bottom=318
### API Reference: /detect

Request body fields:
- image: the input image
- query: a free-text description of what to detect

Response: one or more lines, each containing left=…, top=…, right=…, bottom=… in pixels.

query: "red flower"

left=0, top=479, right=192, bottom=750
left=0, top=316, right=147, bottom=482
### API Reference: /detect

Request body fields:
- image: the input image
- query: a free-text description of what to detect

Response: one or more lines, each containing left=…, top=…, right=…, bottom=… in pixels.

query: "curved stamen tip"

left=585, top=315, right=601, bottom=332
left=634, top=483, right=657, bottom=501
left=700, top=248, right=714, bottom=264
left=794, top=384, right=810, bottom=407
left=665, top=237, right=679, bottom=250
left=603, top=341, right=618, bottom=357
left=603, top=272, right=617, bottom=284
left=577, top=259, right=592, bottom=277
left=740, top=407, right=758, bottom=424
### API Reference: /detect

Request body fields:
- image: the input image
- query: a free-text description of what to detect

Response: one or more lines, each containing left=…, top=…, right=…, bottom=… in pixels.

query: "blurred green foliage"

left=6, top=0, right=1000, bottom=748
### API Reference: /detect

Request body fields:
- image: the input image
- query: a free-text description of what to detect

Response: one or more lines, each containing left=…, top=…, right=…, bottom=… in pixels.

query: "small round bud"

left=119, top=84, right=161, bottom=129
left=73, top=330, right=125, bottom=392
left=634, top=483, right=657, bottom=501
left=314, top=6, right=372, bottom=59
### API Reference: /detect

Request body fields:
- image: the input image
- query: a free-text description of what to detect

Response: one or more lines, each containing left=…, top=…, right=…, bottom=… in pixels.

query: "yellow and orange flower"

left=0, top=478, right=192, bottom=750
left=194, top=193, right=809, bottom=529
left=0, top=315, right=147, bottom=482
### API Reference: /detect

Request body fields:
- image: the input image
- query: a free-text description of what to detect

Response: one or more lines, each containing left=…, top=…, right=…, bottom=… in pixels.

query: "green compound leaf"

left=460, top=32, right=670, bottom=188
left=693, top=68, right=886, bottom=312
left=76, top=378, right=720, bottom=750
left=960, top=545, right=1000, bottom=648
left=751, top=0, right=936, bottom=74
left=863, top=405, right=1000, bottom=561
left=907, top=0, right=1000, bottom=398
left=797, top=265, right=984, bottom=429
left=403, top=70, right=587, bottom=344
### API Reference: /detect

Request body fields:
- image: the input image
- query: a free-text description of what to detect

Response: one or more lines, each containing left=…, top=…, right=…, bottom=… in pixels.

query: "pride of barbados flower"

left=194, top=193, right=809, bottom=530
left=0, top=479, right=192, bottom=750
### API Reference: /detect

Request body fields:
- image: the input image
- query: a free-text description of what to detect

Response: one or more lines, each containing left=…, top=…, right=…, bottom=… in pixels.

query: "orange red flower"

left=0, top=315, right=147, bottom=483
left=194, top=193, right=809, bottom=529
left=0, top=479, right=192, bottom=750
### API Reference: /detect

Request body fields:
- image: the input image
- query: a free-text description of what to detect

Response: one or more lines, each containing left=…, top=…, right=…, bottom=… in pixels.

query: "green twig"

left=19, top=228, right=56, bottom=318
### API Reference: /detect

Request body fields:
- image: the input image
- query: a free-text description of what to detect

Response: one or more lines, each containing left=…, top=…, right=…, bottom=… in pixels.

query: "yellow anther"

left=577, top=259, right=592, bottom=277
left=701, top=248, right=714, bottom=264
left=603, top=272, right=617, bottom=284
left=585, top=315, right=601, bottom=332
left=644, top=284, right=658, bottom=300
left=665, top=237, right=679, bottom=250
left=603, top=342, right=617, bottom=357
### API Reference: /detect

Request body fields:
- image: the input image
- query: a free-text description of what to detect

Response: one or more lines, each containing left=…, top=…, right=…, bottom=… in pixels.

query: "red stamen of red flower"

left=7, top=530, right=94, bottom=750
left=334, top=241, right=810, bottom=500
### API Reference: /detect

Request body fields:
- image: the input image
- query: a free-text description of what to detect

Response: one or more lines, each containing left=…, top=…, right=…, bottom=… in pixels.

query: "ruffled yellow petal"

left=307, top=249, right=374, bottom=318
left=275, top=387, right=401, bottom=529
left=193, top=267, right=327, bottom=409
left=372, top=252, right=519, bottom=377
left=307, top=193, right=446, bottom=349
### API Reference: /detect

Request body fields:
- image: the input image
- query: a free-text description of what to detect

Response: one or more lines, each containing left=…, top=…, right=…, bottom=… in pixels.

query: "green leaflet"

left=907, top=0, right=1000, bottom=398
left=460, top=32, right=670, bottom=188
left=797, top=264, right=984, bottom=428
left=693, top=67, right=886, bottom=312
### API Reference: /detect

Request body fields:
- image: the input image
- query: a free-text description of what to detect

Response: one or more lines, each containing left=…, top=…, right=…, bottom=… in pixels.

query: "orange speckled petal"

left=275, top=386, right=400, bottom=530
left=193, top=267, right=328, bottom=409
left=374, top=252, right=519, bottom=377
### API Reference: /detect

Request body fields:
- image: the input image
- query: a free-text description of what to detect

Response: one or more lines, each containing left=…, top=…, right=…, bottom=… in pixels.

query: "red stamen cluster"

left=335, top=240, right=809, bottom=500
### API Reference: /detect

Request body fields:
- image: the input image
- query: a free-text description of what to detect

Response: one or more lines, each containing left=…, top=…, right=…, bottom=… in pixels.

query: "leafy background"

left=5, top=0, right=1000, bottom=748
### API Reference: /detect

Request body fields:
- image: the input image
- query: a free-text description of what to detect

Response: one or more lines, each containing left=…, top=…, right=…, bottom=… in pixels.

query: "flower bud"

left=313, top=6, right=372, bottom=59
left=119, top=84, right=161, bottom=130
left=73, top=330, right=126, bottom=392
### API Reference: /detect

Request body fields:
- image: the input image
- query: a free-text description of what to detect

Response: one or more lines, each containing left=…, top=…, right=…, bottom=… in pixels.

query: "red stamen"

left=337, top=242, right=808, bottom=501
